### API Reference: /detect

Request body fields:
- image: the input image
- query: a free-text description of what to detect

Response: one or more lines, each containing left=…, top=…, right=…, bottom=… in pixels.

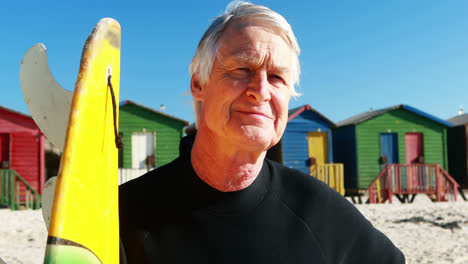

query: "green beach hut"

left=333, top=104, right=452, bottom=196
left=118, top=100, right=189, bottom=171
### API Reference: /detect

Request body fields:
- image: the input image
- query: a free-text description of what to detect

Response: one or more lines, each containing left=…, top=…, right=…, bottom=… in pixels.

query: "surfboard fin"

left=20, top=43, right=73, bottom=152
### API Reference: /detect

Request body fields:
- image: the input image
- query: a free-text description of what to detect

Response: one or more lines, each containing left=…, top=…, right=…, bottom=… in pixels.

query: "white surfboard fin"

left=20, top=43, right=73, bottom=152
left=41, top=176, right=57, bottom=230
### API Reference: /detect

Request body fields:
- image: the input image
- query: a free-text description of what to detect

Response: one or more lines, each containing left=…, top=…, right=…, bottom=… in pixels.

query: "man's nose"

left=246, top=71, right=271, bottom=102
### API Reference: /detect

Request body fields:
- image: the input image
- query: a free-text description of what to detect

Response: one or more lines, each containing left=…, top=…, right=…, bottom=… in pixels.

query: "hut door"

left=0, top=133, right=9, bottom=167
left=380, top=133, right=398, bottom=164
left=405, top=133, right=423, bottom=164
left=131, top=132, right=156, bottom=169
left=308, top=132, right=328, bottom=173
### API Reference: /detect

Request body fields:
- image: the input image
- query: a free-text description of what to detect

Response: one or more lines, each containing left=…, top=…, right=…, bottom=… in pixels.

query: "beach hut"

left=275, top=105, right=335, bottom=171
left=118, top=100, right=189, bottom=181
left=333, top=104, right=454, bottom=201
left=267, top=104, right=344, bottom=194
left=447, top=113, right=468, bottom=189
left=0, top=106, right=44, bottom=209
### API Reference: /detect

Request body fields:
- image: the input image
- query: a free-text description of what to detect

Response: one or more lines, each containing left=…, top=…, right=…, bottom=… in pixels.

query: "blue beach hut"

left=267, top=105, right=344, bottom=194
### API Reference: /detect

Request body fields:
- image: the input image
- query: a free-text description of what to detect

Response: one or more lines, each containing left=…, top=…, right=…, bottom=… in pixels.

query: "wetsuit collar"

left=178, top=135, right=270, bottom=215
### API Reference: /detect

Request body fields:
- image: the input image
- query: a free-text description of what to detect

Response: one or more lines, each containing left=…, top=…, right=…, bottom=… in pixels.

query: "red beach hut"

left=0, top=106, right=45, bottom=200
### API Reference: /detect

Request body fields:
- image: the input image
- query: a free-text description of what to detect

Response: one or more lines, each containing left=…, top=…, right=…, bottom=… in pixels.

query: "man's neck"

left=190, top=131, right=266, bottom=192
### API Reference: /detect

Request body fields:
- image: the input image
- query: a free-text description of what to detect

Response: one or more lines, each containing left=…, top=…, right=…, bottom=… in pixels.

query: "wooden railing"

left=310, top=163, right=345, bottom=195
left=0, top=169, right=41, bottom=210
left=368, top=164, right=459, bottom=203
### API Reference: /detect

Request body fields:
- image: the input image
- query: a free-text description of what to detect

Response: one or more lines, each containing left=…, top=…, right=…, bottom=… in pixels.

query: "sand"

left=355, top=194, right=468, bottom=264
left=0, top=193, right=467, bottom=264
left=0, top=209, right=47, bottom=264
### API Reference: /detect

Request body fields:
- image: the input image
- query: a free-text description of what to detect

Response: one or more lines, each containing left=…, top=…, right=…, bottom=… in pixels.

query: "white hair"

left=189, top=1, right=301, bottom=127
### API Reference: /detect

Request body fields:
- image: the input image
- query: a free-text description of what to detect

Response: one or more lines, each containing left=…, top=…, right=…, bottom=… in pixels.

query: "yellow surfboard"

left=43, top=18, right=121, bottom=263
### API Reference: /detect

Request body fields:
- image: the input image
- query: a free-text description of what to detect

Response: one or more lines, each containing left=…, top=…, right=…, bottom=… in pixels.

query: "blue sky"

left=2, top=0, right=468, bottom=125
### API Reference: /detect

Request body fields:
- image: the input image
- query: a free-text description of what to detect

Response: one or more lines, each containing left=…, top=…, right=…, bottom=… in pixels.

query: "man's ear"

left=190, top=75, right=204, bottom=101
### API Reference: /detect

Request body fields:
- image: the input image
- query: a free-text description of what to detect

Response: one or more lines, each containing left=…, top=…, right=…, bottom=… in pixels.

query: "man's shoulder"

left=119, top=158, right=181, bottom=204
left=266, top=159, right=365, bottom=227
left=265, top=159, right=338, bottom=201
left=119, top=157, right=183, bottom=229
left=265, top=159, right=405, bottom=263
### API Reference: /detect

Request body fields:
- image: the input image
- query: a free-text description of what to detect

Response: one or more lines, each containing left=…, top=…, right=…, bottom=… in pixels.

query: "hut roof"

left=447, top=113, right=468, bottom=127
left=0, top=106, right=32, bottom=119
left=336, top=104, right=452, bottom=128
left=288, top=104, right=335, bottom=126
left=0, top=105, right=40, bottom=133
left=120, top=100, right=189, bottom=126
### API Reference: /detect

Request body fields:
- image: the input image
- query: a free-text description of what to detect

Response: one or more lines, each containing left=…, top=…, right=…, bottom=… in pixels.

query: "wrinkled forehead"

left=217, top=17, right=291, bottom=53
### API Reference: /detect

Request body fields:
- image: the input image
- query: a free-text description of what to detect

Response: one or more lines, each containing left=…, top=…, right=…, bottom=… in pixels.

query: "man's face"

left=192, top=20, right=292, bottom=152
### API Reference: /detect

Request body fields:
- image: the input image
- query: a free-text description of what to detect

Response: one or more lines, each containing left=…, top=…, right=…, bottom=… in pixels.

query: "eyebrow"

left=223, top=51, right=291, bottom=74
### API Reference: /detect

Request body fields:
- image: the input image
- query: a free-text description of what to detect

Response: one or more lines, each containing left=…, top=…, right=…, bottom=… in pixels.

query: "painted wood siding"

left=283, top=112, right=333, bottom=174
left=356, top=109, right=447, bottom=189
left=0, top=108, right=44, bottom=194
left=332, top=126, right=357, bottom=189
left=8, top=132, right=44, bottom=195
left=282, top=123, right=309, bottom=174
left=119, top=105, right=185, bottom=168
left=300, top=111, right=333, bottom=163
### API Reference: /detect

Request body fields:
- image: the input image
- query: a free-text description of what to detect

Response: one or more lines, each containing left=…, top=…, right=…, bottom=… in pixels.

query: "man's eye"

left=270, top=74, right=284, bottom=82
left=235, top=68, right=250, bottom=73
left=230, top=68, right=251, bottom=78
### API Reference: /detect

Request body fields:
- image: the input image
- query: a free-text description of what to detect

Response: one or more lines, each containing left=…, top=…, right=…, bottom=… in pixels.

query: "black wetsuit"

left=119, top=136, right=405, bottom=263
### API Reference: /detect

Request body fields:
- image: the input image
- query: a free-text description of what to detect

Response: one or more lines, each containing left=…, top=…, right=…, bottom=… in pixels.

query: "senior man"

left=119, top=2, right=405, bottom=263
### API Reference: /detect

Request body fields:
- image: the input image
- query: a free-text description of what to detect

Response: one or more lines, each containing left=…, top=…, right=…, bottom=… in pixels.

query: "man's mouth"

left=236, top=110, right=275, bottom=120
